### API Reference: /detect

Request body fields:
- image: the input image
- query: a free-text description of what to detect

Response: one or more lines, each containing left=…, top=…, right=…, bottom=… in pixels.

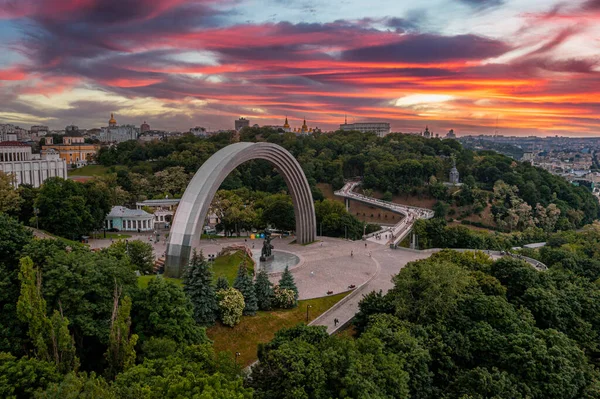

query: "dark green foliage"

left=278, top=266, right=298, bottom=302
left=0, top=214, right=33, bottom=354
left=0, top=353, right=61, bottom=399
left=34, top=371, right=115, bottom=399
left=344, top=250, right=600, bottom=399
left=107, top=240, right=155, bottom=274
left=34, top=178, right=111, bottom=240
left=132, top=277, right=209, bottom=345
left=314, top=199, right=366, bottom=239
left=233, top=262, right=258, bottom=316
left=112, top=344, right=252, bottom=398
left=19, top=242, right=137, bottom=372
left=182, top=251, right=219, bottom=326
left=216, top=276, right=229, bottom=291
left=250, top=324, right=410, bottom=399
left=262, top=194, right=295, bottom=232
left=254, top=270, right=274, bottom=311
left=354, top=290, right=394, bottom=334
left=93, top=131, right=599, bottom=230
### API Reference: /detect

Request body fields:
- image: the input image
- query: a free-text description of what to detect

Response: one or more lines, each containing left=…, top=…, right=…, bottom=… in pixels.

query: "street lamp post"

left=306, top=304, right=312, bottom=322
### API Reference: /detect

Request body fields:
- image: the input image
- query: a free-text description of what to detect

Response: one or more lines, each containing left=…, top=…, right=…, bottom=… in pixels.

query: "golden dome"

left=109, top=113, right=117, bottom=125
left=283, top=116, right=290, bottom=129
left=302, top=118, right=308, bottom=130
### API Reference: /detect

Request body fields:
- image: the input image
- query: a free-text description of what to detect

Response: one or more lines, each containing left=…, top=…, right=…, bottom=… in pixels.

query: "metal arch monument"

left=164, top=142, right=317, bottom=277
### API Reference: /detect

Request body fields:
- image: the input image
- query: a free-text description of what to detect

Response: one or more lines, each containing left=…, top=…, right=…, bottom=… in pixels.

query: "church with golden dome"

left=284, top=117, right=319, bottom=135
left=99, top=113, right=140, bottom=143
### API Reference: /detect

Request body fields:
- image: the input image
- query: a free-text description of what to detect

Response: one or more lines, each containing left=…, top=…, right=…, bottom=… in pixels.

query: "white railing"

left=335, top=181, right=434, bottom=245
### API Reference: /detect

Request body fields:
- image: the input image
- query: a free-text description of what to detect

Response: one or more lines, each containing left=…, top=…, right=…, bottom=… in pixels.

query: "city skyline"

left=0, top=0, right=599, bottom=135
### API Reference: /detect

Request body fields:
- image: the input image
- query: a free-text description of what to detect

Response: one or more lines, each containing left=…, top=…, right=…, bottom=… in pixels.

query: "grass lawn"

left=136, top=250, right=252, bottom=289
left=212, top=251, right=254, bottom=285
left=207, top=291, right=351, bottom=367
left=68, top=164, right=111, bottom=176
left=137, top=275, right=182, bottom=289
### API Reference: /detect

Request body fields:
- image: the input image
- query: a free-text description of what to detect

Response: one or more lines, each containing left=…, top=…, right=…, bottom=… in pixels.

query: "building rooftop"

left=0, top=141, right=29, bottom=147
left=107, top=206, right=152, bottom=218
left=137, top=198, right=181, bottom=205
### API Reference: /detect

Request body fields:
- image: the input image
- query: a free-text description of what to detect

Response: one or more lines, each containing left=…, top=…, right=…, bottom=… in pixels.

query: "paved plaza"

left=80, top=232, right=433, bottom=333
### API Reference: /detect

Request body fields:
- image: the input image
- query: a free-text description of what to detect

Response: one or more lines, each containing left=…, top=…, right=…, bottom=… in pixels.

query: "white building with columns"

left=0, top=142, right=67, bottom=187
left=105, top=206, right=155, bottom=232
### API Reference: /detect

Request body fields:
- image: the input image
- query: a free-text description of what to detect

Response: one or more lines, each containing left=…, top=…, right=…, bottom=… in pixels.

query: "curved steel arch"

left=164, top=142, right=316, bottom=277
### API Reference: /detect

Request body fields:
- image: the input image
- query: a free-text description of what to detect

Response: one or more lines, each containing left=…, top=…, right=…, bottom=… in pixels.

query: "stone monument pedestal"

left=260, top=254, right=274, bottom=262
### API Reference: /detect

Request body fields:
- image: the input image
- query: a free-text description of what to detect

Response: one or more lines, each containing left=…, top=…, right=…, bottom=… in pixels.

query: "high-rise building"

left=141, top=121, right=150, bottom=133
left=235, top=117, right=250, bottom=131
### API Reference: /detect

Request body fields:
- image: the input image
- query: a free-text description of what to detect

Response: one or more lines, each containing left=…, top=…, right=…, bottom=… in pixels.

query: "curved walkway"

left=335, top=181, right=434, bottom=245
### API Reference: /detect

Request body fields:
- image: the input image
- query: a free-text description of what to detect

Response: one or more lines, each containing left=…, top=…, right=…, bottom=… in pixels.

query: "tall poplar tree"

left=17, top=257, right=79, bottom=373
left=105, top=285, right=138, bottom=379
left=183, top=250, right=219, bottom=326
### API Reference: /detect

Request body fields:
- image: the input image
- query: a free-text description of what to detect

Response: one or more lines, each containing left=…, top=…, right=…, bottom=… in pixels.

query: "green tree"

left=104, top=290, right=138, bottom=380
left=182, top=251, right=219, bottom=326
left=34, top=371, right=115, bottom=399
left=21, top=241, right=137, bottom=371
left=17, top=257, right=79, bottom=373
left=254, top=269, right=274, bottom=311
left=216, top=288, right=245, bottom=327
left=34, top=178, right=94, bottom=240
left=108, top=240, right=154, bottom=274
left=16, top=184, right=39, bottom=226
left=133, top=277, right=208, bottom=345
left=278, top=266, right=298, bottom=304
left=0, top=214, right=33, bottom=354
left=0, top=171, right=22, bottom=215
left=216, top=276, right=230, bottom=291
left=112, top=344, right=252, bottom=398
left=233, top=262, right=258, bottom=316
left=0, top=352, right=61, bottom=399
left=262, top=194, right=295, bottom=232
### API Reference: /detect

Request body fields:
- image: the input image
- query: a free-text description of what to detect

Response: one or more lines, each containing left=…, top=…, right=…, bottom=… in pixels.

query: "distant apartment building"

left=339, top=121, right=390, bottom=137
left=235, top=117, right=250, bottom=131
left=0, top=141, right=67, bottom=187
left=140, top=121, right=150, bottom=133
left=0, top=124, right=19, bottom=142
left=30, top=125, right=49, bottom=137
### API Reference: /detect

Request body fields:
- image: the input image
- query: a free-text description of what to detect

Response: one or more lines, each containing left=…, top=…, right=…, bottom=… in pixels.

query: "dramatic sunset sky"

left=0, top=0, right=599, bottom=135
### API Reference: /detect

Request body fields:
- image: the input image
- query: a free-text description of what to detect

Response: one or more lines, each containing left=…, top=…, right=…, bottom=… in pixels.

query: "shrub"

left=216, top=288, right=245, bottom=327
left=273, top=286, right=296, bottom=309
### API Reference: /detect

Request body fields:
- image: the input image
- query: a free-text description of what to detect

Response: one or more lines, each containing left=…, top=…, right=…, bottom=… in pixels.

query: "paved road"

left=310, top=242, right=429, bottom=333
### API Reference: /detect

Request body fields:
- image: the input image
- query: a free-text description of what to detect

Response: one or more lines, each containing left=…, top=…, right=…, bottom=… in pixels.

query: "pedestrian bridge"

left=334, top=181, right=434, bottom=246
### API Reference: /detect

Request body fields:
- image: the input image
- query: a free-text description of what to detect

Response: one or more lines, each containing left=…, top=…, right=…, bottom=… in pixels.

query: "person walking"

left=351, top=250, right=353, bottom=257
left=334, top=318, right=339, bottom=327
